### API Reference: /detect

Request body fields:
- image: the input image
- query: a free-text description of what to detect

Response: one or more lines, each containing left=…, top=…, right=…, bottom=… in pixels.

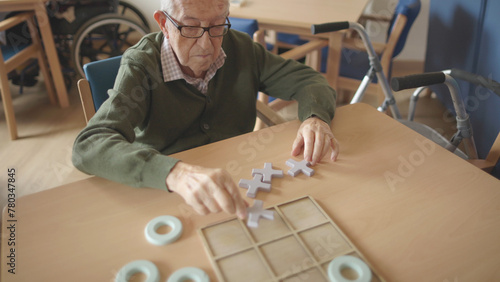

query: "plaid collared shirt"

left=160, top=37, right=226, bottom=95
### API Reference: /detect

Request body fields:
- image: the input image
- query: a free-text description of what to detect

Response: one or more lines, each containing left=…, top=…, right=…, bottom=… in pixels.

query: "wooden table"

left=0, top=0, right=69, bottom=107
left=2, top=103, right=500, bottom=281
left=229, top=0, right=370, bottom=89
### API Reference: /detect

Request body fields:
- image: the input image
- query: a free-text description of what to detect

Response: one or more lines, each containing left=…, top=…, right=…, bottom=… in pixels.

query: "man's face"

left=159, top=0, right=229, bottom=78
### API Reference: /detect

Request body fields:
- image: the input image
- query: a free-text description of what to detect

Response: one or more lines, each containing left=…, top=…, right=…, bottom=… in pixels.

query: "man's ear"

left=153, top=10, right=169, bottom=38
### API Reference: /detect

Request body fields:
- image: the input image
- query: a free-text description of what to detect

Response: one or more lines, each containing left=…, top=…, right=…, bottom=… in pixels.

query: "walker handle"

left=450, top=69, right=500, bottom=97
left=311, top=21, right=350, bottom=34
left=391, top=72, right=446, bottom=91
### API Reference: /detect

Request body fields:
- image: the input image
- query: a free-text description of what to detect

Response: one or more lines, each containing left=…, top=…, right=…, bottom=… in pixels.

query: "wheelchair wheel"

left=71, top=13, right=148, bottom=77
left=118, top=1, right=151, bottom=31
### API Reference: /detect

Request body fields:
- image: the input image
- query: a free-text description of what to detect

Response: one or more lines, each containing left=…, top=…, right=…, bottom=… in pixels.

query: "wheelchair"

left=2, top=0, right=150, bottom=90
left=47, top=0, right=150, bottom=82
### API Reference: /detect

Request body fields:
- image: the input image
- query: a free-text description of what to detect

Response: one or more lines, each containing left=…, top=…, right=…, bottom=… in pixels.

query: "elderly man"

left=72, top=0, right=338, bottom=219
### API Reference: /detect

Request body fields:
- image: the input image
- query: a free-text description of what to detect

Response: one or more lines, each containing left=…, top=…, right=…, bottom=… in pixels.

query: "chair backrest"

left=376, top=0, right=420, bottom=79
left=388, top=0, right=421, bottom=58
left=227, top=17, right=275, bottom=54
left=486, top=132, right=500, bottom=169
left=0, top=12, right=32, bottom=60
left=83, top=56, right=122, bottom=111
left=227, top=17, right=259, bottom=38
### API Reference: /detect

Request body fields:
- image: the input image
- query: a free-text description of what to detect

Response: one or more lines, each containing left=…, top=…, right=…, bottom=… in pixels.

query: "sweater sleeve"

left=255, top=42, right=337, bottom=124
left=72, top=50, right=179, bottom=190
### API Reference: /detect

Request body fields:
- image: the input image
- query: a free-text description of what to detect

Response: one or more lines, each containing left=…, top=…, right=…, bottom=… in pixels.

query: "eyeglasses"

left=162, top=11, right=231, bottom=38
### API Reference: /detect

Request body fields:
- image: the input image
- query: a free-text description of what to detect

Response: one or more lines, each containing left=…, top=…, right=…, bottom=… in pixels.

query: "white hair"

left=161, top=0, right=175, bottom=14
left=160, top=0, right=230, bottom=16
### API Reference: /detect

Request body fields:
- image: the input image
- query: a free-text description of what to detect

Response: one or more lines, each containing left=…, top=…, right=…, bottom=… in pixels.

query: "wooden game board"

left=198, top=196, right=384, bottom=281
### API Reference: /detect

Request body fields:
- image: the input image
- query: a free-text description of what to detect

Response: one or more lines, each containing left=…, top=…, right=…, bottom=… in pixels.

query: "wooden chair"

left=467, top=132, right=500, bottom=173
left=335, top=0, right=421, bottom=104
left=229, top=17, right=327, bottom=129
left=252, top=23, right=328, bottom=123
left=77, top=78, right=95, bottom=124
left=256, top=38, right=328, bottom=118
left=273, top=32, right=326, bottom=71
left=0, top=12, right=57, bottom=140
left=77, top=56, right=122, bottom=123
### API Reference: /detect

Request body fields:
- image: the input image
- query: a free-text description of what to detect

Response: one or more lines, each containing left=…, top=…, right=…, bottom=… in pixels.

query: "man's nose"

left=197, top=31, right=212, bottom=48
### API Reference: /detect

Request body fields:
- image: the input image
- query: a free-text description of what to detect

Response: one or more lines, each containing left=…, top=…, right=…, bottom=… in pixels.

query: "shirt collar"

left=161, top=37, right=226, bottom=94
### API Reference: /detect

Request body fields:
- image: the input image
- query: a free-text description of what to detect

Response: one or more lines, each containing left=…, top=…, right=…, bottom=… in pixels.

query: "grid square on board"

left=259, top=235, right=313, bottom=277
left=217, top=249, right=272, bottom=281
left=247, top=207, right=291, bottom=243
left=199, top=196, right=384, bottom=281
left=202, top=219, right=251, bottom=257
left=281, top=266, right=328, bottom=282
left=279, top=197, right=327, bottom=230
left=299, top=223, right=352, bottom=262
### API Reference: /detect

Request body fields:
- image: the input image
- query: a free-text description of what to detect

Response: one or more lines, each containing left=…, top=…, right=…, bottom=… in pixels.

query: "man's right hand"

left=166, top=162, right=248, bottom=219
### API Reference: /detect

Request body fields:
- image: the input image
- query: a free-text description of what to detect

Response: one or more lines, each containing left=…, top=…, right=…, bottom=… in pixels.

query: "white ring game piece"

left=167, top=267, right=210, bottom=282
left=145, top=215, right=183, bottom=246
left=328, top=255, right=372, bottom=282
left=115, top=260, right=160, bottom=282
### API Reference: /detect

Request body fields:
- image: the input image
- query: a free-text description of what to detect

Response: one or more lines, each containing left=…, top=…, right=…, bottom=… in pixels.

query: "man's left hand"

left=291, top=117, right=339, bottom=165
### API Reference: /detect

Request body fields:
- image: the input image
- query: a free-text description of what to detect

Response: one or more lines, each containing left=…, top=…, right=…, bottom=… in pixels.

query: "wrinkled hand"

left=291, top=117, right=339, bottom=165
left=166, top=162, right=248, bottom=219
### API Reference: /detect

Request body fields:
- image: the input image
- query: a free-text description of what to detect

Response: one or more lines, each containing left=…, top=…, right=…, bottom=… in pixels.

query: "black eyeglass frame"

left=162, top=11, right=231, bottom=38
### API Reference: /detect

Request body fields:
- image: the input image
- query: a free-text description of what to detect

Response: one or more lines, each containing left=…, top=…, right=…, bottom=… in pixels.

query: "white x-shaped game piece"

left=252, top=163, right=284, bottom=183
left=247, top=200, right=274, bottom=228
left=238, top=174, right=271, bottom=198
left=286, top=159, right=315, bottom=177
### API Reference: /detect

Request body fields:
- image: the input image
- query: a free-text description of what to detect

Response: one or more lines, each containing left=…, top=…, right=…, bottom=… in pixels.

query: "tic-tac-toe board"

left=198, top=196, right=384, bottom=281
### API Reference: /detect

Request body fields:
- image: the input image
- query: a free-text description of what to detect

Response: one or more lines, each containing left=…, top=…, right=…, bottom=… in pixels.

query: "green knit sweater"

left=72, top=30, right=336, bottom=190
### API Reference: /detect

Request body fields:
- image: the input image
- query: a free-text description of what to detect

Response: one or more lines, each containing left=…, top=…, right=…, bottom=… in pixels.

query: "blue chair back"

left=389, top=0, right=421, bottom=57
left=83, top=56, right=122, bottom=111
left=322, top=0, right=421, bottom=77
left=228, top=16, right=275, bottom=52
left=1, top=44, right=30, bottom=60
left=228, top=17, right=259, bottom=37
left=276, top=33, right=308, bottom=46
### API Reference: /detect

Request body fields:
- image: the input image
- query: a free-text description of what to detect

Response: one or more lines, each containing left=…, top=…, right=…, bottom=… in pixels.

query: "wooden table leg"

left=34, top=3, right=69, bottom=108
left=0, top=58, right=18, bottom=139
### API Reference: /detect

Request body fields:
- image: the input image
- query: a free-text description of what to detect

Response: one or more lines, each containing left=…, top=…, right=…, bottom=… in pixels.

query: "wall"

left=364, top=0, right=430, bottom=62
